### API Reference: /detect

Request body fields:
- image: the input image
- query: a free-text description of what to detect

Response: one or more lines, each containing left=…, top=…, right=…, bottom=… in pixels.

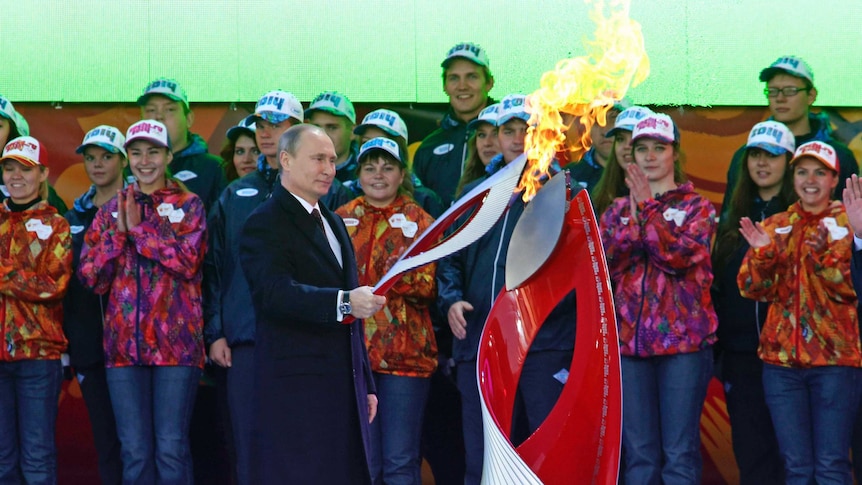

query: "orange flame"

left=519, top=0, right=649, bottom=201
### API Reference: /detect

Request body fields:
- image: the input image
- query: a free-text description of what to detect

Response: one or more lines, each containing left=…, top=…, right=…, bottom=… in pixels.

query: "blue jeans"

left=621, top=349, right=713, bottom=485
left=369, top=373, right=431, bottom=485
left=763, top=364, right=862, bottom=485
left=106, top=365, right=201, bottom=485
left=0, top=359, right=62, bottom=485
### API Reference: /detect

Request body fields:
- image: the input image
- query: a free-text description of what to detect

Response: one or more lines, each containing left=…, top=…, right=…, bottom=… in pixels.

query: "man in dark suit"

left=239, top=124, right=386, bottom=484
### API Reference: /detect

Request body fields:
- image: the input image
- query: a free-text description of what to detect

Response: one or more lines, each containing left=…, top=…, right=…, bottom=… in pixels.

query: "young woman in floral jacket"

left=600, top=113, right=718, bottom=484
left=79, top=120, right=206, bottom=485
left=0, top=136, right=71, bottom=484
left=336, top=137, right=437, bottom=485
left=739, top=141, right=861, bottom=484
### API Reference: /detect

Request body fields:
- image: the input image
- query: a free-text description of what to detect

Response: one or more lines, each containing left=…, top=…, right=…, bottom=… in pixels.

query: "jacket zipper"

left=134, top=199, right=144, bottom=364
left=363, top=212, right=382, bottom=285
left=490, top=211, right=511, bottom=308
left=1, top=216, right=11, bottom=359
left=754, top=206, right=767, bottom=340
left=634, top=252, right=647, bottom=356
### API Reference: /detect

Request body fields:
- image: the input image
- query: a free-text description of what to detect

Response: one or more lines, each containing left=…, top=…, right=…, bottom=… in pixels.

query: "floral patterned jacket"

left=78, top=181, right=207, bottom=368
left=600, top=182, right=718, bottom=357
left=336, top=194, right=438, bottom=377
left=0, top=200, right=71, bottom=361
left=738, top=201, right=861, bottom=368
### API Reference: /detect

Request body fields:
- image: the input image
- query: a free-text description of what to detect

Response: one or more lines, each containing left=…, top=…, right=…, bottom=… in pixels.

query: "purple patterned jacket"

left=600, top=182, right=718, bottom=357
left=78, top=181, right=207, bottom=368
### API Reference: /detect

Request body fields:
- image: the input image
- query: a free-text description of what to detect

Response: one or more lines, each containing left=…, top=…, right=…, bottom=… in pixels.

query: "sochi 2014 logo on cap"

left=366, top=110, right=398, bottom=128
left=129, top=121, right=164, bottom=136
left=84, top=126, right=117, bottom=143
left=798, top=141, right=835, bottom=159
left=145, top=78, right=179, bottom=96
left=4, top=138, right=37, bottom=154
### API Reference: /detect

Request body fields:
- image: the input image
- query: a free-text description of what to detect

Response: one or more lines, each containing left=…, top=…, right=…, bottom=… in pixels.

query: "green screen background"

left=3, top=0, right=860, bottom=106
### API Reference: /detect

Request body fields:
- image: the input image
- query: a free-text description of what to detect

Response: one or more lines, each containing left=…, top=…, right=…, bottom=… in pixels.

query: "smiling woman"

left=77, top=119, right=207, bottom=485
left=335, top=136, right=437, bottom=485
left=738, top=140, right=862, bottom=483
left=0, top=135, right=71, bottom=485
left=600, top=113, right=719, bottom=484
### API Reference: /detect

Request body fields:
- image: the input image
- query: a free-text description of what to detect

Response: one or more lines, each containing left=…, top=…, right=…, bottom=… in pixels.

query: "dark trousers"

left=420, top=362, right=466, bottom=485
left=721, top=351, right=784, bottom=485
left=77, top=365, right=123, bottom=485
left=455, top=360, right=483, bottom=485
left=511, top=349, right=572, bottom=446
left=226, top=345, right=255, bottom=485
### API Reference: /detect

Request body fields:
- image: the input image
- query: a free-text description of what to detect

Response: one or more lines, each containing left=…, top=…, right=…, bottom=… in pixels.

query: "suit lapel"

left=276, top=187, right=343, bottom=275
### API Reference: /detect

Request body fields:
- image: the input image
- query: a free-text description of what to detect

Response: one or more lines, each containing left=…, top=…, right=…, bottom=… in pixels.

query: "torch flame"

left=519, top=0, right=649, bottom=201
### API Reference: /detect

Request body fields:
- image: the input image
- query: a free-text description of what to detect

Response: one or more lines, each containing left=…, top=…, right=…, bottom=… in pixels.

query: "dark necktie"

left=311, top=208, right=326, bottom=235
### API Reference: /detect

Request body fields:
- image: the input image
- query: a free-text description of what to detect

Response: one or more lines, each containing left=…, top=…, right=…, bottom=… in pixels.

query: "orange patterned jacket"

left=0, top=200, right=71, bottom=361
left=738, top=201, right=861, bottom=368
left=336, top=195, right=438, bottom=377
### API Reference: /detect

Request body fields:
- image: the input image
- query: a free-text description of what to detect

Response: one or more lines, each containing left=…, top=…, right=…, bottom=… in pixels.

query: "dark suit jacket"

left=240, top=184, right=375, bottom=484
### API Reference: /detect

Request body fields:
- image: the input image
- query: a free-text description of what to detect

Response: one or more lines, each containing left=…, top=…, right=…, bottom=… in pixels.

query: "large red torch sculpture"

left=477, top=171, right=622, bottom=485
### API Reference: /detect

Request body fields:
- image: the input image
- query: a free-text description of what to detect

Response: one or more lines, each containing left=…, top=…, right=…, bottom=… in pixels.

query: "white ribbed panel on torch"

left=372, top=154, right=528, bottom=292
left=480, top=393, right=543, bottom=485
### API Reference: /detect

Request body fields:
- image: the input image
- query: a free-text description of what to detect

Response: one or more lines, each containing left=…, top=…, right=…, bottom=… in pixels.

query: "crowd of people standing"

left=1, top=43, right=862, bottom=485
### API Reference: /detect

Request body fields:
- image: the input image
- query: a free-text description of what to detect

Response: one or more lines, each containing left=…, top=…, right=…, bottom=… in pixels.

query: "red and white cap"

left=125, top=120, right=171, bottom=149
left=790, top=141, right=839, bottom=172
left=1, top=136, right=47, bottom=167
left=632, top=113, right=678, bottom=144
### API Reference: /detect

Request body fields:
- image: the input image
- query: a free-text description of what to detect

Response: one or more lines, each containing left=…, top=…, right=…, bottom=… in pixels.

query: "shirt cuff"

left=336, top=290, right=344, bottom=322
left=854, top=234, right=862, bottom=251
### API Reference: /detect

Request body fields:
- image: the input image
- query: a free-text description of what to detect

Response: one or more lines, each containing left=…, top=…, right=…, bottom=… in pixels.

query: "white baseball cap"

left=125, top=120, right=171, bottom=149
left=305, top=91, right=356, bottom=124
left=2, top=136, right=48, bottom=167
left=759, top=56, right=814, bottom=85
left=77, top=125, right=127, bottom=157
left=632, top=113, right=679, bottom=144
left=746, top=121, right=795, bottom=156
left=467, top=103, right=500, bottom=131
left=246, top=90, right=303, bottom=125
left=358, top=137, right=404, bottom=166
left=606, top=106, right=654, bottom=137
left=226, top=117, right=256, bottom=140
left=442, top=42, right=490, bottom=71
left=790, top=141, right=839, bottom=172
left=353, top=109, right=409, bottom=141
left=0, top=95, right=16, bottom=123
left=137, top=77, right=190, bottom=110
left=497, top=94, right=530, bottom=126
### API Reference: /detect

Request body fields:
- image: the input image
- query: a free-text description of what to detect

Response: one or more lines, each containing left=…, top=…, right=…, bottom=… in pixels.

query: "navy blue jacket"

left=565, top=148, right=604, bottom=193
left=712, top=196, right=786, bottom=353
left=436, top=167, right=576, bottom=363
left=413, top=103, right=497, bottom=207
left=62, top=187, right=108, bottom=368
left=203, top=158, right=352, bottom=348
left=852, top=240, right=862, bottom=329
left=168, top=133, right=227, bottom=214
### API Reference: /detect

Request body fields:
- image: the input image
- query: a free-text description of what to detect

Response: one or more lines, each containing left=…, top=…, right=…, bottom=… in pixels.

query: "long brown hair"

left=456, top=130, right=489, bottom=198
left=591, top=137, right=627, bottom=217
left=712, top=148, right=795, bottom=278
